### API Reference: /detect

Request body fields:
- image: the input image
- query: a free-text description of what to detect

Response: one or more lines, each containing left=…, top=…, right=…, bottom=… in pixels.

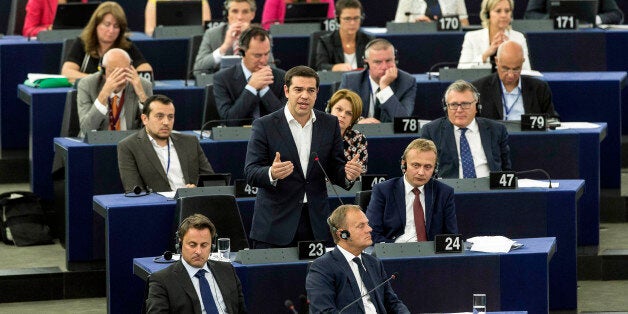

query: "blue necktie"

left=194, top=269, right=219, bottom=314
left=425, top=0, right=442, bottom=18
left=459, top=128, right=477, bottom=178
left=374, top=87, right=382, bottom=120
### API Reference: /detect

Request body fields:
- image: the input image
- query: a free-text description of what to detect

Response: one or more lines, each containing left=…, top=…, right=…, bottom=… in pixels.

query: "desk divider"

left=373, top=241, right=436, bottom=257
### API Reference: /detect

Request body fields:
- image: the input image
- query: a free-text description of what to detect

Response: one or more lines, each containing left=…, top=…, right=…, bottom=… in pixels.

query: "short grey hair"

left=444, top=80, right=479, bottom=103
left=101, top=48, right=131, bottom=67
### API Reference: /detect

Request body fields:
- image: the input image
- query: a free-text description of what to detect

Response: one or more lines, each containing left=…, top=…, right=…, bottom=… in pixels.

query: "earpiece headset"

left=124, top=185, right=153, bottom=197
left=441, top=83, right=482, bottom=115
left=327, top=217, right=350, bottom=240
left=222, top=0, right=229, bottom=20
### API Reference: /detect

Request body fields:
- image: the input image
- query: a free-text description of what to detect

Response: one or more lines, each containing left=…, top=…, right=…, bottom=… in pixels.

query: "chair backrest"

left=152, top=25, right=205, bottom=39
left=202, top=84, right=220, bottom=129
left=269, top=22, right=321, bottom=35
left=308, top=30, right=331, bottom=69
left=8, top=0, right=28, bottom=35
left=60, top=89, right=80, bottom=138
left=176, top=194, right=249, bottom=252
left=355, top=190, right=372, bottom=211
left=59, top=38, right=77, bottom=72
left=187, top=34, right=204, bottom=81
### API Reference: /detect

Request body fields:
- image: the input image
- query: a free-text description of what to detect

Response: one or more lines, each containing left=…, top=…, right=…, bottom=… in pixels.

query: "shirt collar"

left=146, top=129, right=170, bottom=149
left=368, top=75, right=379, bottom=94
left=110, top=89, right=123, bottom=99
left=454, top=118, right=479, bottom=133
left=241, top=60, right=253, bottom=81
left=499, top=77, right=522, bottom=95
left=283, top=105, right=316, bottom=125
left=403, top=175, right=425, bottom=195
left=181, top=256, right=210, bottom=279
left=337, top=244, right=361, bottom=263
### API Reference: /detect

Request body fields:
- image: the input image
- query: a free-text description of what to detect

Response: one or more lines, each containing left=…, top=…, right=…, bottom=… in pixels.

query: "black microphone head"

left=391, top=272, right=399, bottom=279
left=299, top=294, right=309, bottom=304
left=311, top=152, right=318, bottom=159
left=405, top=12, right=411, bottom=16
left=284, top=299, right=294, bottom=308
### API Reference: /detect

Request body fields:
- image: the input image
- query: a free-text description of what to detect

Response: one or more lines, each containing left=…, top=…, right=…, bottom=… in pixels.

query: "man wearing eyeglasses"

left=420, top=80, right=511, bottom=179
left=472, top=41, right=559, bottom=121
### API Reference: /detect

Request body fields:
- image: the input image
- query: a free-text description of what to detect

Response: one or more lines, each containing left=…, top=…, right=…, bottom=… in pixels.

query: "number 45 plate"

left=434, top=234, right=463, bottom=253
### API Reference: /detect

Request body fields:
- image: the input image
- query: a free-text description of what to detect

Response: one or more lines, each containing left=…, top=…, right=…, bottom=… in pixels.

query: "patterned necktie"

left=374, top=87, right=381, bottom=119
left=110, top=95, right=120, bottom=130
left=412, top=188, right=427, bottom=241
left=459, top=128, right=477, bottom=178
left=194, top=269, right=219, bottom=314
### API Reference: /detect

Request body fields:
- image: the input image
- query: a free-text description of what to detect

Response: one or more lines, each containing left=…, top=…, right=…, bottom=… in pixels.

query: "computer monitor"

left=284, top=3, right=329, bottom=23
left=156, top=1, right=203, bottom=26
left=549, top=0, right=599, bottom=24
left=53, top=2, right=101, bottom=30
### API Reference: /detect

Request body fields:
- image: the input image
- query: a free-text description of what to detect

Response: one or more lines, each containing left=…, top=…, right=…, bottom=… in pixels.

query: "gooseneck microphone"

left=516, top=169, right=553, bottom=189
left=299, top=294, right=309, bottom=314
left=311, top=152, right=344, bottom=205
left=339, top=272, right=400, bottom=313
left=284, top=299, right=298, bottom=314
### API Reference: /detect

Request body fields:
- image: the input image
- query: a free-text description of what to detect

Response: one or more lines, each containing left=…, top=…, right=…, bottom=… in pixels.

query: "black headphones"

left=327, top=217, right=351, bottom=240
left=441, top=83, right=482, bottom=115
left=124, top=185, right=153, bottom=197
left=222, top=0, right=229, bottom=20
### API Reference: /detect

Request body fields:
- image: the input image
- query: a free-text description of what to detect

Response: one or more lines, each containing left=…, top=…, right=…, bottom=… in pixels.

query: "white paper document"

left=556, top=122, right=600, bottom=129
left=467, top=236, right=516, bottom=253
left=517, top=179, right=559, bottom=188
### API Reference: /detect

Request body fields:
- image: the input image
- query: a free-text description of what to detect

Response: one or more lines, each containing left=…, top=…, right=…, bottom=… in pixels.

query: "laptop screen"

left=53, top=3, right=101, bottom=30
left=549, top=0, right=599, bottom=24
left=284, top=3, right=329, bottom=23
left=156, top=1, right=203, bottom=26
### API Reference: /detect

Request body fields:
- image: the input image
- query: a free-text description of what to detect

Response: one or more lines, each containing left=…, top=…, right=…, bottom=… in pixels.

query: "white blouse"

left=394, top=0, right=469, bottom=23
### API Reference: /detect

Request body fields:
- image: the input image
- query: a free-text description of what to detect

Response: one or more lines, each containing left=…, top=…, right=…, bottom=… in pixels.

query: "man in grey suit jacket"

left=118, top=95, right=214, bottom=192
left=193, top=0, right=258, bottom=74
left=339, top=38, right=416, bottom=123
left=146, top=214, right=246, bottom=313
left=420, top=80, right=511, bottom=179
left=214, top=26, right=285, bottom=123
left=77, top=48, right=152, bottom=137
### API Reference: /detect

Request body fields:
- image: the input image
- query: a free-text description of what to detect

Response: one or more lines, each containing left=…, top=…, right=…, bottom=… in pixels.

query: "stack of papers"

left=467, top=236, right=522, bottom=253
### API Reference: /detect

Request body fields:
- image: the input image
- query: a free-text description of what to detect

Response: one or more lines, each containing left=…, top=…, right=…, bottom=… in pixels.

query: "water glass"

left=217, top=238, right=230, bottom=260
left=473, top=293, right=486, bottom=314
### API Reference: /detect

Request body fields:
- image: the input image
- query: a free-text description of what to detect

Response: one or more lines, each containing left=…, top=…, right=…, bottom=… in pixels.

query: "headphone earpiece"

left=340, top=229, right=350, bottom=239
left=124, top=185, right=152, bottom=197
left=325, top=100, right=331, bottom=113
left=222, top=0, right=229, bottom=21
left=400, top=160, right=407, bottom=172
left=441, top=85, right=482, bottom=114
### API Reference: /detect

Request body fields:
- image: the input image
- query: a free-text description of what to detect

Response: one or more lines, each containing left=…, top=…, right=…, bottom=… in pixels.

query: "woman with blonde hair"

left=61, top=1, right=153, bottom=83
left=327, top=89, right=368, bottom=172
left=458, top=0, right=530, bottom=71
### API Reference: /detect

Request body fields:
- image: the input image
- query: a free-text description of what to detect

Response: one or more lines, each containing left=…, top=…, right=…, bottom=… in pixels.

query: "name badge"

left=434, top=234, right=463, bottom=253
left=361, top=174, right=388, bottom=191
left=298, top=241, right=325, bottom=259
left=521, top=114, right=548, bottom=131
left=393, top=117, right=421, bottom=134
left=489, top=171, right=518, bottom=189
left=235, top=179, right=258, bottom=198
left=553, top=14, right=577, bottom=29
left=437, top=16, right=461, bottom=31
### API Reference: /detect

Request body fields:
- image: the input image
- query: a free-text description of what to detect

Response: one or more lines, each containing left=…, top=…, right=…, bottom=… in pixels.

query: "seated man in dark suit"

left=525, top=0, right=624, bottom=25
left=472, top=41, right=559, bottom=121
left=420, top=80, right=511, bottom=179
left=306, top=204, right=410, bottom=313
left=366, top=139, right=458, bottom=243
left=117, top=94, right=214, bottom=192
left=213, top=26, right=286, bottom=124
left=339, top=38, right=416, bottom=123
left=77, top=48, right=153, bottom=137
left=146, top=214, right=246, bottom=313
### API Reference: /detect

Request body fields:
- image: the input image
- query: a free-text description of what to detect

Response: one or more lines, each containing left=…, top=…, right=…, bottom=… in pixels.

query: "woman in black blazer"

left=315, top=0, right=374, bottom=71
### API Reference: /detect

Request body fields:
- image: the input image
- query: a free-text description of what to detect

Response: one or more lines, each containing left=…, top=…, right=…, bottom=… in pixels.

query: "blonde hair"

left=80, top=1, right=131, bottom=58
left=401, top=139, right=438, bottom=163
left=479, top=0, right=514, bottom=28
left=327, top=89, right=363, bottom=127
left=327, top=205, right=362, bottom=243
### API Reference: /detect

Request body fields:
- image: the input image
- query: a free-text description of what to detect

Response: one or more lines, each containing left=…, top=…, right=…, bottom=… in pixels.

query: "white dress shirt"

left=148, top=134, right=187, bottom=190
left=454, top=119, right=490, bottom=178
left=336, top=245, right=377, bottom=314
left=181, top=258, right=228, bottom=314
left=368, top=76, right=394, bottom=118
left=395, top=0, right=469, bottom=23
left=395, top=176, right=426, bottom=243
left=94, top=89, right=144, bottom=130
left=458, top=28, right=532, bottom=70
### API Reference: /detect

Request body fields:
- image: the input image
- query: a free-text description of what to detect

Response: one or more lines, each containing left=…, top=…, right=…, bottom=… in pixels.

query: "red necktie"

left=110, top=95, right=120, bottom=130
left=412, top=188, right=427, bottom=241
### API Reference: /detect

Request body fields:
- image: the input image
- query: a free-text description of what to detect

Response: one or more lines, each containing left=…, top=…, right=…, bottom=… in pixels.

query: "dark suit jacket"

left=315, top=30, right=374, bottom=71
left=339, top=69, right=416, bottom=122
left=117, top=129, right=214, bottom=192
left=244, top=108, right=348, bottom=245
left=77, top=71, right=153, bottom=137
left=213, top=63, right=286, bottom=123
left=525, top=0, right=624, bottom=24
left=365, top=177, right=458, bottom=243
left=306, top=248, right=410, bottom=314
left=146, top=260, right=246, bottom=314
left=472, top=73, right=559, bottom=120
left=420, top=117, right=511, bottom=179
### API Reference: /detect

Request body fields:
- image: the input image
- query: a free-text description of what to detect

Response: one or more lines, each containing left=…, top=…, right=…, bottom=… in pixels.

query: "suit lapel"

left=361, top=256, right=385, bottom=314
left=490, top=74, right=505, bottom=119
left=393, top=177, right=406, bottom=225
left=173, top=261, right=203, bottom=313
left=170, top=134, right=190, bottom=183
left=331, top=249, right=365, bottom=312
left=441, top=119, right=459, bottom=175
left=424, top=180, right=434, bottom=235
left=138, top=130, right=169, bottom=182
left=360, top=72, right=371, bottom=117
left=306, top=115, right=322, bottom=178
left=477, top=118, right=495, bottom=169
left=123, top=84, right=137, bottom=130
left=521, top=77, right=533, bottom=114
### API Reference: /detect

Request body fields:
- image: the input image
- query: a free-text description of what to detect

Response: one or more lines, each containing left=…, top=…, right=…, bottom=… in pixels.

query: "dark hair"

left=177, top=214, right=216, bottom=241
left=225, top=0, right=257, bottom=13
left=284, top=66, right=319, bottom=89
left=239, top=26, right=270, bottom=52
left=335, top=0, right=363, bottom=17
left=80, top=1, right=130, bottom=58
left=142, top=94, right=173, bottom=116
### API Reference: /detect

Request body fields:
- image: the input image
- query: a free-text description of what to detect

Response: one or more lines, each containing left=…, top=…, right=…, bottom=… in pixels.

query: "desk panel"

left=97, top=179, right=577, bottom=313
left=134, top=237, right=554, bottom=313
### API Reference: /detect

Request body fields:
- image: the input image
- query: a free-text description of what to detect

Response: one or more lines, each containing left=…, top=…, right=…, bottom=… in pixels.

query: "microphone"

left=516, top=169, right=553, bottom=189
left=284, top=299, right=298, bottom=314
left=404, top=11, right=424, bottom=16
left=298, top=294, right=309, bottom=314
left=339, top=272, right=399, bottom=314
left=427, top=61, right=483, bottom=80
left=199, top=118, right=254, bottom=139
left=311, top=152, right=344, bottom=205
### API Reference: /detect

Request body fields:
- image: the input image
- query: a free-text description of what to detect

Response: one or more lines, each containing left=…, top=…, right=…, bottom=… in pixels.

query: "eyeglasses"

left=340, top=16, right=362, bottom=22
left=446, top=102, right=475, bottom=110
left=498, top=67, right=521, bottom=75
